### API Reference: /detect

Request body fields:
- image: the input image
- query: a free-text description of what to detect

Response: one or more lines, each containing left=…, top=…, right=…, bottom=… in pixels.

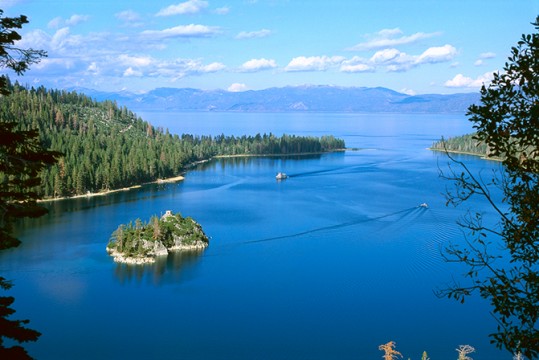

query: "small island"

left=107, top=210, right=209, bottom=264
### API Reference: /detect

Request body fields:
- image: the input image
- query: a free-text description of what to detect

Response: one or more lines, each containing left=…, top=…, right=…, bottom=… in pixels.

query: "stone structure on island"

left=107, top=210, right=209, bottom=265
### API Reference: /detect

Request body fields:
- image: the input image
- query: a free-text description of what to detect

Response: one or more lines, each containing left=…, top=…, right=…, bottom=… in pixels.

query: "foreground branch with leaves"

left=0, top=8, right=55, bottom=359
left=437, top=16, right=539, bottom=359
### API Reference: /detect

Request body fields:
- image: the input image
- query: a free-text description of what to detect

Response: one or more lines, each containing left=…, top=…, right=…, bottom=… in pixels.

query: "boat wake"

left=239, top=206, right=422, bottom=245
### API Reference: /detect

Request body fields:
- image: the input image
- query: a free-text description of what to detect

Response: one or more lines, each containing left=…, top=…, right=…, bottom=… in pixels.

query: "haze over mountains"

left=73, top=85, right=480, bottom=113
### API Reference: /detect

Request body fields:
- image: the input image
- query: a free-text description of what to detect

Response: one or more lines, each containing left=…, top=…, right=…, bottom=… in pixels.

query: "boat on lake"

left=276, top=172, right=288, bottom=180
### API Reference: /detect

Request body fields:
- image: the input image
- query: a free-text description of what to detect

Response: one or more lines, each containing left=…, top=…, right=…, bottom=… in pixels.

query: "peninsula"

left=107, top=211, right=209, bottom=264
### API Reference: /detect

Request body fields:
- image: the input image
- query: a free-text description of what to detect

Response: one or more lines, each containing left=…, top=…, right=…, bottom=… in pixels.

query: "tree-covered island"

left=107, top=211, right=209, bottom=264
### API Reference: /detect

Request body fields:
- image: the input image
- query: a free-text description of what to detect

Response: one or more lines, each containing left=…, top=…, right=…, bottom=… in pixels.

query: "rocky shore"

left=107, top=210, right=209, bottom=265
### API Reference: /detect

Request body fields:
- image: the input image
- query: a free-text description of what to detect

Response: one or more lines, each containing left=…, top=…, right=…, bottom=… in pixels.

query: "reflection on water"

left=113, top=249, right=206, bottom=285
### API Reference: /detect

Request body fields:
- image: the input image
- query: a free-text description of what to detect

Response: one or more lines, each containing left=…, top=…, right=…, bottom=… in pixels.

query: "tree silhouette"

left=0, top=278, right=40, bottom=359
left=0, top=9, right=60, bottom=249
left=0, top=8, right=57, bottom=359
left=439, top=16, right=539, bottom=359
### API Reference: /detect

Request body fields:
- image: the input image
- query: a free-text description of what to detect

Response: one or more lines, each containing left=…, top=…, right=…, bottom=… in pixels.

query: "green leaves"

left=440, top=15, right=539, bottom=359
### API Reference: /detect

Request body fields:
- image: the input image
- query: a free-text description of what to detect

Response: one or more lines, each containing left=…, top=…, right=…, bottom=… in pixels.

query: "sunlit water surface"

left=1, top=112, right=507, bottom=359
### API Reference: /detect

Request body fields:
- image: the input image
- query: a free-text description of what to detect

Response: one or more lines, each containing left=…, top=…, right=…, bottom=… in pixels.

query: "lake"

left=1, top=112, right=507, bottom=359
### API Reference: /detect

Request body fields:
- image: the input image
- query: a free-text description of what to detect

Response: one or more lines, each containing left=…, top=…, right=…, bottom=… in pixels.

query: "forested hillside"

left=0, top=82, right=345, bottom=199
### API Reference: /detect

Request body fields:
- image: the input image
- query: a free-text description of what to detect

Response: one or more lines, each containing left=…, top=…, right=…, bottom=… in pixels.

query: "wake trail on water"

left=239, top=206, right=422, bottom=246
left=287, top=157, right=415, bottom=179
left=287, top=166, right=351, bottom=178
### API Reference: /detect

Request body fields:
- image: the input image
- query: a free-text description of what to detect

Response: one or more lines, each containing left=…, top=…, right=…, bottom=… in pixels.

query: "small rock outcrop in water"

left=107, top=210, right=209, bottom=264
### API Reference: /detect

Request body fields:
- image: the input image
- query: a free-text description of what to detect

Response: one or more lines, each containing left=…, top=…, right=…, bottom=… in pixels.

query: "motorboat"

left=276, top=172, right=288, bottom=180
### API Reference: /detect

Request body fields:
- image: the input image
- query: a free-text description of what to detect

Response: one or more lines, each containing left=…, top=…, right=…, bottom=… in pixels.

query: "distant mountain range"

left=70, top=85, right=480, bottom=113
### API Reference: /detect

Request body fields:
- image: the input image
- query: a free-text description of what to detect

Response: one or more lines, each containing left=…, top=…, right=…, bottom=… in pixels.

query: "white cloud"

left=236, top=29, right=272, bottom=39
left=479, top=52, right=496, bottom=59
left=474, top=52, right=496, bottom=67
left=16, top=29, right=51, bottom=49
left=228, top=83, right=248, bottom=92
left=444, top=72, right=494, bottom=88
left=400, top=88, right=417, bottom=96
left=51, top=27, right=83, bottom=52
left=416, top=44, right=457, bottom=64
left=140, top=24, right=219, bottom=39
left=123, top=67, right=143, bottom=77
left=156, top=0, right=208, bottom=16
left=370, top=48, right=409, bottom=64
left=240, top=58, right=277, bottom=72
left=47, top=17, right=63, bottom=29
left=66, top=14, right=90, bottom=26
left=87, top=62, right=99, bottom=75
left=340, top=56, right=373, bottom=73
left=340, top=63, right=373, bottom=73
left=201, top=62, right=226, bottom=72
left=116, top=10, right=141, bottom=22
left=118, top=54, right=153, bottom=67
left=48, top=14, right=89, bottom=29
left=285, top=56, right=345, bottom=72
left=115, top=10, right=144, bottom=27
left=349, top=28, right=441, bottom=51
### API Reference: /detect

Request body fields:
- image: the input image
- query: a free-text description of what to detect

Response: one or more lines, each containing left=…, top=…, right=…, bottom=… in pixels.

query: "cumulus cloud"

left=285, top=56, right=345, bottom=72
left=156, top=0, right=208, bottom=16
left=370, top=48, right=410, bottom=64
left=240, top=58, right=277, bottom=72
left=340, top=63, right=373, bottom=73
left=236, top=29, right=272, bottom=39
left=444, top=72, right=494, bottom=88
left=228, top=83, right=248, bottom=92
left=116, top=57, right=225, bottom=80
left=51, top=27, right=84, bottom=52
left=140, top=24, right=219, bottom=39
left=416, top=44, right=457, bottom=64
left=340, top=56, right=373, bottom=73
left=342, top=45, right=457, bottom=72
left=348, top=28, right=441, bottom=51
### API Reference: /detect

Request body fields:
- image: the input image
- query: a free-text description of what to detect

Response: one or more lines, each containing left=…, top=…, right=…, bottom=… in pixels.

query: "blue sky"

left=2, top=0, right=538, bottom=94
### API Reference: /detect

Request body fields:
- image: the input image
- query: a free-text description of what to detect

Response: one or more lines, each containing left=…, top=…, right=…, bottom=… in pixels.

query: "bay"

left=1, top=112, right=507, bottom=359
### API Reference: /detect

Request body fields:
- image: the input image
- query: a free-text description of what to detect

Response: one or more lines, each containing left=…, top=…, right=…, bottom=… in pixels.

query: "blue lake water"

left=0, top=112, right=508, bottom=359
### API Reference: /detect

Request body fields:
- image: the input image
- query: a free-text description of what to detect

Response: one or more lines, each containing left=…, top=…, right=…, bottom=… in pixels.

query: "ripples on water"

left=0, top=113, right=507, bottom=360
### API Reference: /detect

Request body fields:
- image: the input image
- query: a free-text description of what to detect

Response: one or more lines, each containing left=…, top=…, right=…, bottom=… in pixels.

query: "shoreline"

left=213, top=149, right=347, bottom=159
left=38, top=149, right=348, bottom=203
left=429, top=147, right=502, bottom=162
left=38, top=175, right=185, bottom=203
